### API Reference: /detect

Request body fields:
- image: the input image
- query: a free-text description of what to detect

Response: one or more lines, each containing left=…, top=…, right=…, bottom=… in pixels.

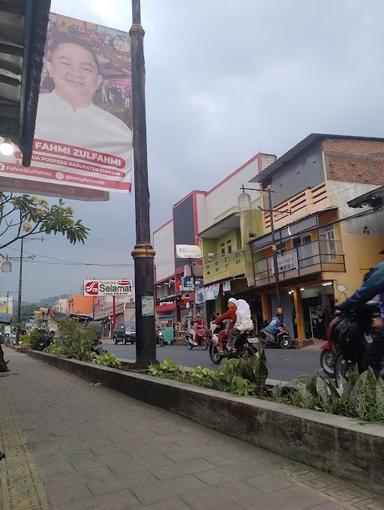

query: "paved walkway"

left=1, top=349, right=384, bottom=510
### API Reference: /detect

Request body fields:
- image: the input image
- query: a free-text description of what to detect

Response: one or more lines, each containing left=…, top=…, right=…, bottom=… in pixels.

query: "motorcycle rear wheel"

left=279, top=335, right=291, bottom=349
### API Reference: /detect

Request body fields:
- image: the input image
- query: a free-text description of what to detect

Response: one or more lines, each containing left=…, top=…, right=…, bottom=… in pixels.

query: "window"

left=227, top=240, right=232, bottom=254
left=319, top=227, right=336, bottom=261
left=220, top=243, right=225, bottom=256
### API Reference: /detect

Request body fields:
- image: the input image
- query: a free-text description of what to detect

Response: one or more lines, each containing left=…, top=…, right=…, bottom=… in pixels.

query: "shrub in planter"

left=48, top=320, right=96, bottom=360
left=29, top=329, right=46, bottom=349
left=94, top=352, right=121, bottom=369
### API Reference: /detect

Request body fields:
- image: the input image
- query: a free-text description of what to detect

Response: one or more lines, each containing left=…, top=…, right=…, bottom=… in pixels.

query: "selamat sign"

left=83, top=279, right=133, bottom=296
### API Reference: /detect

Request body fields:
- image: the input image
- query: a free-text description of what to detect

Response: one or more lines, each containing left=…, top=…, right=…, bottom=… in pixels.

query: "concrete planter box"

left=29, top=350, right=384, bottom=495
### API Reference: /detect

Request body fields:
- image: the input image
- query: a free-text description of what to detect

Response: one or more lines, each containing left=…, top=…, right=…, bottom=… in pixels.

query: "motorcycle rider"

left=214, top=299, right=237, bottom=352
left=262, top=307, right=284, bottom=343
left=227, top=298, right=254, bottom=352
left=337, top=260, right=384, bottom=376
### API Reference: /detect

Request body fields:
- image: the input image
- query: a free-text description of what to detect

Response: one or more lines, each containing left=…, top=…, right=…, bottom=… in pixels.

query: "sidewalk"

left=1, top=349, right=383, bottom=510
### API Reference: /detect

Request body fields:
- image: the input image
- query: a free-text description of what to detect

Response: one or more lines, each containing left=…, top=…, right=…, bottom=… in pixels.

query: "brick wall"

left=323, top=138, right=384, bottom=185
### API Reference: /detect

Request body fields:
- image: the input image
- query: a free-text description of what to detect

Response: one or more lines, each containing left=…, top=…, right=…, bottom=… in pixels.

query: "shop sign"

left=176, top=244, right=202, bottom=259
left=271, top=251, right=298, bottom=274
left=84, top=279, right=133, bottom=296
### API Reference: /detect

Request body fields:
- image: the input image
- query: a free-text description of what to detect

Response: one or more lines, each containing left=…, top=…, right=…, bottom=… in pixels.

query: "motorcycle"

left=184, top=319, right=209, bottom=350
left=156, top=329, right=165, bottom=347
left=328, top=301, right=379, bottom=386
left=257, top=324, right=291, bottom=349
left=208, top=322, right=259, bottom=364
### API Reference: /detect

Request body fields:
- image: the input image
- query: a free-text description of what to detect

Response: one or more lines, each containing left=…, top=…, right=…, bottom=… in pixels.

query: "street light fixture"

left=238, top=185, right=281, bottom=307
left=1, top=256, right=12, bottom=273
left=0, top=138, right=14, bottom=157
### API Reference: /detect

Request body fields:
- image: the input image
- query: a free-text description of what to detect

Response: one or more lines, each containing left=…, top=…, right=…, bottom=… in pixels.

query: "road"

left=104, top=339, right=321, bottom=382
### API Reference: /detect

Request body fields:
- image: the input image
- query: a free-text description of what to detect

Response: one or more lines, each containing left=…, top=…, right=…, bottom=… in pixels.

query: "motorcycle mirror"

left=336, top=283, right=348, bottom=294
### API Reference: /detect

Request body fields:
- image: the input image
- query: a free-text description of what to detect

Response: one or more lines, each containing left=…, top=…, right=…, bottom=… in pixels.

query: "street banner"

left=175, top=245, right=202, bottom=259
left=0, top=297, right=12, bottom=315
left=0, top=13, right=132, bottom=199
left=83, top=279, right=133, bottom=297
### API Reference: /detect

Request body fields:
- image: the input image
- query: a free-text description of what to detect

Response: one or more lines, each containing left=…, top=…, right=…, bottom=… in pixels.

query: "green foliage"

left=20, top=334, right=31, bottom=347
left=275, top=367, right=384, bottom=423
left=47, top=320, right=96, bottom=360
left=94, top=352, right=121, bottom=369
left=149, top=355, right=384, bottom=423
left=29, top=329, right=46, bottom=349
left=44, top=342, right=65, bottom=356
left=0, top=193, right=89, bottom=251
left=148, top=352, right=268, bottom=398
left=148, top=358, right=183, bottom=378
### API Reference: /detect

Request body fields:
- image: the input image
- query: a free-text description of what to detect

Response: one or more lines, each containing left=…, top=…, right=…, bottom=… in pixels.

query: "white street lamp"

left=0, top=138, right=15, bottom=157
left=1, top=256, right=12, bottom=273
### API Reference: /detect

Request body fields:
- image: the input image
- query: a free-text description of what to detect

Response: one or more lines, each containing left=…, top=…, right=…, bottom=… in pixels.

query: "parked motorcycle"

left=156, top=329, right=165, bottom=347
left=208, top=322, right=259, bottom=364
left=184, top=320, right=209, bottom=350
left=257, top=324, right=291, bottom=349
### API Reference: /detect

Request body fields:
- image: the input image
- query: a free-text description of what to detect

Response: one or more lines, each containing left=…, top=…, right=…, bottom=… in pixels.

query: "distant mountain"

left=38, top=294, right=70, bottom=307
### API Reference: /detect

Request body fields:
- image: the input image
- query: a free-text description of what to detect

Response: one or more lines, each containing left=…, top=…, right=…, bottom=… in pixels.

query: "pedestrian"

left=0, top=333, right=10, bottom=373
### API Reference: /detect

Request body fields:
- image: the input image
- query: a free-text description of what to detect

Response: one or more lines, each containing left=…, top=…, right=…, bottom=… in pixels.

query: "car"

left=112, top=322, right=136, bottom=345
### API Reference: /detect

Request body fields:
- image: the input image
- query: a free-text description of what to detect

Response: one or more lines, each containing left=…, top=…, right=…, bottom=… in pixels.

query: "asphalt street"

left=104, top=340, right=322, bottom=382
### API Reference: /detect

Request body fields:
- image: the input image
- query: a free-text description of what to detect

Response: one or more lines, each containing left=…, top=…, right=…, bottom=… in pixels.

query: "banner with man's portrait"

left=0, top=13, right=132, bottom=199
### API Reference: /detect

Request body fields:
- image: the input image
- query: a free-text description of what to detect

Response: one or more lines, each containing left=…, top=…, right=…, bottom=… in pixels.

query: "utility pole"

left=16, top=237, right=24, bottom=344
left=267, top=188, right=281, bottom=307
left=130, top=0, right=156, bottom=368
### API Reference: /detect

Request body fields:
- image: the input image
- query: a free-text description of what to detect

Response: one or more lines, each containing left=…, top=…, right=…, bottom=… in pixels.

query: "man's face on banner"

left=47, top=42, right=102, bottom=108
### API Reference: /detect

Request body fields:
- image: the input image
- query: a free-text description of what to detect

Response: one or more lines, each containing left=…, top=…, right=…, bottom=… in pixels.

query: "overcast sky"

left=5, top=0, right=384, bottom=303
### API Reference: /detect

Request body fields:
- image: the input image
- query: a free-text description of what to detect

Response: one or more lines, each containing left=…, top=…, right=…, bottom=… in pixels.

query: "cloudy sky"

left=4, top=0, right=384, bottom=302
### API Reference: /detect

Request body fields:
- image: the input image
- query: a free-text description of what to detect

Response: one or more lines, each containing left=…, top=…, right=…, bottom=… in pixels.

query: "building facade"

left=249, top=134, right=384, bottom=339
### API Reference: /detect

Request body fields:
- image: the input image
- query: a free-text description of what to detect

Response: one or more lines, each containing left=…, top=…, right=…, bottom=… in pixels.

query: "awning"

left=156, top=303, right=176, bottom=314
left=0, top=0, right=51, bottom=165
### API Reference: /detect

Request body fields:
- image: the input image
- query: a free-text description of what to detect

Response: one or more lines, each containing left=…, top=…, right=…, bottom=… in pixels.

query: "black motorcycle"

left=257, top=323, right=291, bottom=349
left=331, top=301, right=380, bottom=386
left=208, top=323, right=259, bottom=364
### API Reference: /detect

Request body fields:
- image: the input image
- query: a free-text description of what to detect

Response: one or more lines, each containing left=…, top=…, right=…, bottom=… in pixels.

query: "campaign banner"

left=0, top=13, right=132, bottom=199
left=84, top=279, right=133, bottom=297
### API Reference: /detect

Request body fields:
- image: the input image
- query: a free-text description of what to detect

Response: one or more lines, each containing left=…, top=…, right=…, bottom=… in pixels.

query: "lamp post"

left=130, top=0, right=156, bottom=368
left=238, top=186, right=281, bottom=307
left=15, top=237, right=24, bottom=344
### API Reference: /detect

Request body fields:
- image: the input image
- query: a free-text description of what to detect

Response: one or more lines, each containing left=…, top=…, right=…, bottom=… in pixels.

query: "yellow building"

left=249, top=134, right=384, bottom=339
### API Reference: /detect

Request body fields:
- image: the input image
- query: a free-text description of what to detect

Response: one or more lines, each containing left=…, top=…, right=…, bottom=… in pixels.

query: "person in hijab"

left=227, top=298, right=254, bottom=351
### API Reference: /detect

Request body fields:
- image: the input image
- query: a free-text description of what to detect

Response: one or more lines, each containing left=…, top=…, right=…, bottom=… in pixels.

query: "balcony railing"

left=253, top=240, right=345, bottom=287
left=203, top=249, right=248, bottom=284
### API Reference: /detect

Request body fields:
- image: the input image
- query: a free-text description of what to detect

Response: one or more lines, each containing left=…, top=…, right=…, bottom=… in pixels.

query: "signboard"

left=270, top=251, right=298, bottom=274
left=0, top=297, right=12, bottom=315
left=180, top=276, right=203, bottom=291
left=176, top=245, right=202, bottom=259
left=0, top=13, right=132, bottom=199
left=141, top=296, right=154, bottom=317
left=83, top=279, right=133, bottom=296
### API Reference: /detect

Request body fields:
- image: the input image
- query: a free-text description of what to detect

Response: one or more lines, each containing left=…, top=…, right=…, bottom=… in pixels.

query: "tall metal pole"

left=16, top=237, right=24, bottom=344
left=130, top=0, right=156, bottom=368
left=268, top=188, right=281, bottom=307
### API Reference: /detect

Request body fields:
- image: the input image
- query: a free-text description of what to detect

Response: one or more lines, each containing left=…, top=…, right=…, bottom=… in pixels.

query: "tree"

left=0, top=193, right=89, bottom=250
